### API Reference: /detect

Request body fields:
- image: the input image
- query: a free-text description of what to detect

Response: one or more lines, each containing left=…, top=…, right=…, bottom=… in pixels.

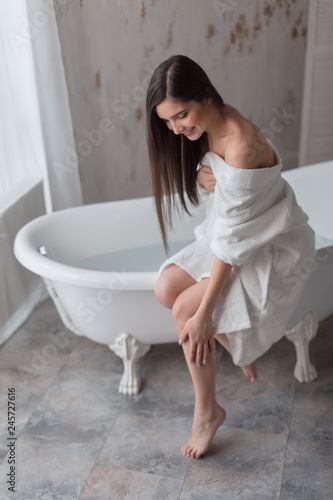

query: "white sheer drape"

left=0, top=0, right=83, bottom=345
left=25, top=0, right=83, bottom=211
left=0, top=0, right=45, bottom=200
left=0, top=0, right=83, bottom=211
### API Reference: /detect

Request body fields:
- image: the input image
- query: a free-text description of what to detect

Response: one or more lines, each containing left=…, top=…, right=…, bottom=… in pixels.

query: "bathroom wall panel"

left=55, top=0, right=309, bottom=204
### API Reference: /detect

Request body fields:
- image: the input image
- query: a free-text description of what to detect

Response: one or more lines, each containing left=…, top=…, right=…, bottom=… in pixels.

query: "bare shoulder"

left=223, top=109, right=276, bottom=170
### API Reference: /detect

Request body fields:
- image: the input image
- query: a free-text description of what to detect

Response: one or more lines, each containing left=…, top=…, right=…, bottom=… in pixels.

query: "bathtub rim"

left=13, top=200, right=162, bottom=291
left=14, top=161, right=333, bottom=291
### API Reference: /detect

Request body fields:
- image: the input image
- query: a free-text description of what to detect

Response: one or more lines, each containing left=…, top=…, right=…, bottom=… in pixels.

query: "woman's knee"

left=154, top=274, right=177, bottom=309
left=155, top=265, right=196, bottom=309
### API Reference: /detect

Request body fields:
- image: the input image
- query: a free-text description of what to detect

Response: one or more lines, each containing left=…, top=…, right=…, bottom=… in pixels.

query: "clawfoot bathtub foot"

left=109, top=333, right=151, bottom=395
left=285, top=312, right=319, bottom=383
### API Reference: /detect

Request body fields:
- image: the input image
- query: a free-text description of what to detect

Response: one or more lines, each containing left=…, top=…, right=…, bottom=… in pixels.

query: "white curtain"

left=0, top=0, right=83, bottom=211
left=25, top=0, right=83, bottom=211
left=0, top=1, right=45, bottom=199
left=0, top=0, right=83, bottom=345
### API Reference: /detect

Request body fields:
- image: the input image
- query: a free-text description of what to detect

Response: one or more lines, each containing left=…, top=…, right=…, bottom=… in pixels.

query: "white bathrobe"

left=159, top=143, right=315, bottom=366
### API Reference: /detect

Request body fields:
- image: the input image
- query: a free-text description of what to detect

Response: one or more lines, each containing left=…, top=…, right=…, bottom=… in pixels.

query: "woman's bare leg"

left=155, top=265, right=254, bottom=457
left=172, top=279, right=226, bottom=459
left=154, top=264, right=197, bottom=309
left=215, top=333, right=257, bottom=382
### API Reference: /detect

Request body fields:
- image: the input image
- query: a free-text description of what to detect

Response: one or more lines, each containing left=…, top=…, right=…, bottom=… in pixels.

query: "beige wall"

left=55, top=0, right=309, bottom=204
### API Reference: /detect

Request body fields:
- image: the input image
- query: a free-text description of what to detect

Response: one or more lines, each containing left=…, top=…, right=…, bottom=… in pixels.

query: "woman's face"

left=155, top=98, right=210, bottom=140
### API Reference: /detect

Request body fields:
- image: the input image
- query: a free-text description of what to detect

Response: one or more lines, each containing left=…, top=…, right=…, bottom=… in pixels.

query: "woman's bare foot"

left=241, top=362, right=257, bottom=382
left=215, top=334, right=258, bottom=382
left=181, top=405, right=226, bottom=459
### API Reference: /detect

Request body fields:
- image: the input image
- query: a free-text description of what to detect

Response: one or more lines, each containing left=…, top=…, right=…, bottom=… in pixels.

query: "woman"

left=145, top=55, right=315, bottom=459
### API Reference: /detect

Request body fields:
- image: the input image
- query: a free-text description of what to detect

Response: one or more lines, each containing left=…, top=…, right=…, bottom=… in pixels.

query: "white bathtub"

left=14, top=160, right=333, bottom=393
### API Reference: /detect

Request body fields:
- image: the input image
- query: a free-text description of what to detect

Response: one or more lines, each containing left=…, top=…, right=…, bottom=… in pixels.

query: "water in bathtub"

left=73, top=239, right=194, bottom=272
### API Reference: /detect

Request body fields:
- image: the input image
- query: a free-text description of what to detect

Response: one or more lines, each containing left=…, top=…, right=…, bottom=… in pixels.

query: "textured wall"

left=55, top=0, right=309, bottom=204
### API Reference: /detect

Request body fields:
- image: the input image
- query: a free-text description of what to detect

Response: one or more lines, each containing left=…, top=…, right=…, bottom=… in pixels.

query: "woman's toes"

left=181, top=444, right=190, bottom=457
left=241, top=362, right=257, bottom=382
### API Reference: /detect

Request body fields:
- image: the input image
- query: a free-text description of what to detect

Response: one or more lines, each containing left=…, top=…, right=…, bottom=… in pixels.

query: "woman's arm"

left=198, top=257, right=232, bottom=317
left=180, top=257, right=232, bottom=366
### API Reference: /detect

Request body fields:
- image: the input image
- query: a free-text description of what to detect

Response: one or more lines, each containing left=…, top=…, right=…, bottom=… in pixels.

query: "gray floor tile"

left=0, top=301, right=79, bottom=396
left=63, top=336, right=124, bottom=375
left=179, top=426, right=287, bottom=500
left=0, top=439, right=93, bottom=500
left=97, top=408, right=191, bottom=479
left=281, top=365, right=333, bottom=499
left=80, top=463, right=183, bottom=500
left=20, top=367, right=124, bottom=462
left=0, top=298, right=332, bottom=499
left=140, top=341, right=193, bottom=390
left=218, top=373, right=295, bottom=435
left=212, top=337, right=296, bottom=435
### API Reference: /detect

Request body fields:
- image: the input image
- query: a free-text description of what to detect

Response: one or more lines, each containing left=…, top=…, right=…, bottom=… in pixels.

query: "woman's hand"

left=197, top=165, right=216, bottom=193
left=180, top=311, right=216, bottom=367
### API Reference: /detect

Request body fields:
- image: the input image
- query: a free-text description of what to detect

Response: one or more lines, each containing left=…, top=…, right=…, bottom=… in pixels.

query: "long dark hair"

left=146, top=54, right=225, bottom=248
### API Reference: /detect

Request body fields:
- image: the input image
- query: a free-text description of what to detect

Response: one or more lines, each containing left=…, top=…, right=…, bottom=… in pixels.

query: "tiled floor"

left=0, top=298, right=332, bottom=499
